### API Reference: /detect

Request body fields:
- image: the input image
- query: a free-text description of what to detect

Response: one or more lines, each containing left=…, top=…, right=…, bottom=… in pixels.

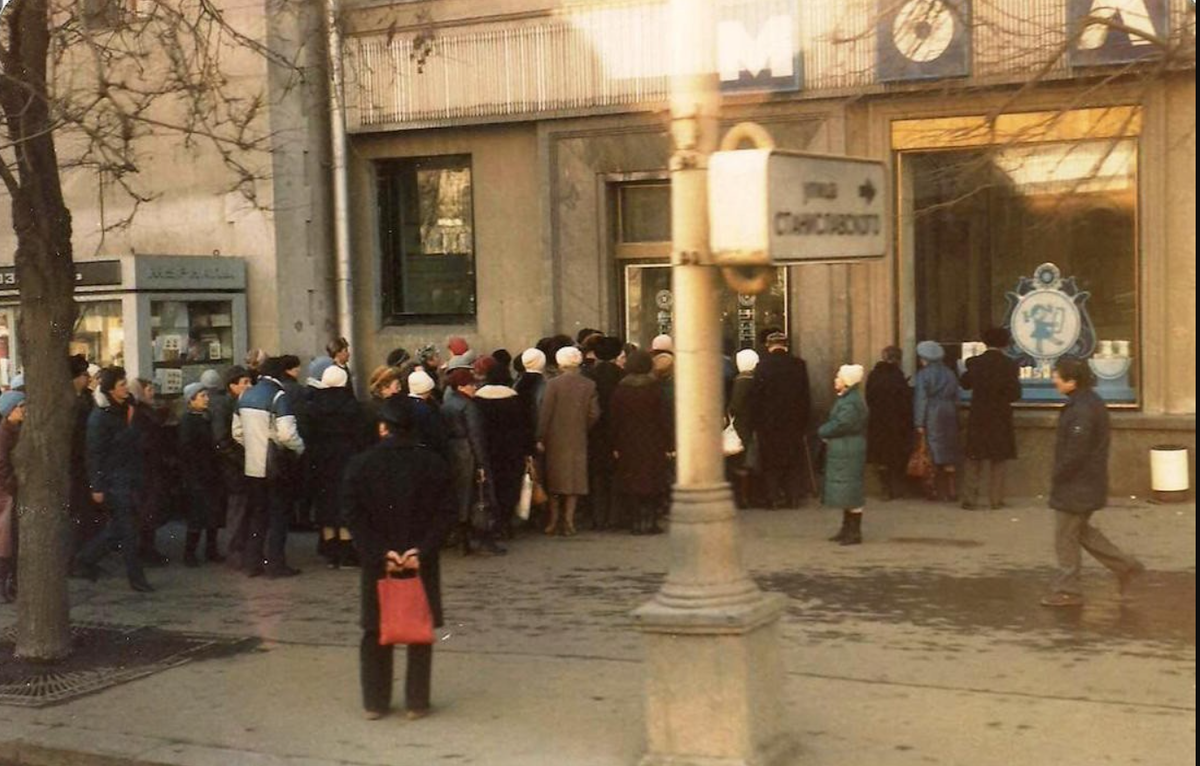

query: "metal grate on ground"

left=0, top=621, right=260, bottom=708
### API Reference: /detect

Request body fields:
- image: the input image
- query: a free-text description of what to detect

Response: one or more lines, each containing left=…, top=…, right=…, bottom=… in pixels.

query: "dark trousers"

left=1053, top=511, right=1142, bottom=595
left=225, top=492, right=249, bottom=562
left=360, top=633, right=433, bottom=713
left=762, top=465, right=803, bottom=508
left=245, top=478, right=290, bottom=569
left=77, top=490, right=144, bottom=582
left=964, top=460, right=1007, bottom=507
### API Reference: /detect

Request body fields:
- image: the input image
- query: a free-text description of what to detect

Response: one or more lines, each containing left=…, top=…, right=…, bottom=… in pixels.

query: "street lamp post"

left=631, top=2, right=792, bottom=765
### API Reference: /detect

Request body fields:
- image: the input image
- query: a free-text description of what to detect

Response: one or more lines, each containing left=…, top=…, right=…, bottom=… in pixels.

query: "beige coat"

left=537, top=369, right=600, bottom=495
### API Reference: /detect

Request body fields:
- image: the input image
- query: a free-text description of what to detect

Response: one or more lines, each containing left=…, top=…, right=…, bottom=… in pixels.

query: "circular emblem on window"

left=893, top=0, right=957, bottom=63
left=738, top=294, right=757, bottom=308
left=1011, top=289, right=1082, bottom=361
left=655, top=290, right=674, bottom=311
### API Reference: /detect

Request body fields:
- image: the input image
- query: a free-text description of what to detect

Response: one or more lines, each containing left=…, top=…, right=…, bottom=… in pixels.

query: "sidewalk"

left=1, top=498, right=1194, bottom=766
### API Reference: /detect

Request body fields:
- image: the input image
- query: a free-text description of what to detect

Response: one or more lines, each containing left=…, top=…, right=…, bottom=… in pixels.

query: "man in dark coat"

left=1040, top=358, right=1144, bottom=608
left=343, top=397, right=455, bottom=720
left=179, top=383, right=224, bottom=566
left=865, top=346, right=912, bottom=500
left=961, top=328, right=1023, bottom=510
left=73, top=367, right=154, bottom=592
left=751, top=332, right=812, bottom=509
left=69, top=354, right=104, bottom=555
left=584, top=336, right=623, bottom=530
left=609, top=351, right=670, bottom=534
left=212, top=366, right=252, bottom=568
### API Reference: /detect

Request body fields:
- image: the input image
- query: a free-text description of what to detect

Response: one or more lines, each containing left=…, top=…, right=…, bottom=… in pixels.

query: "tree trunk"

left=2, top=0, right=78, bottom=661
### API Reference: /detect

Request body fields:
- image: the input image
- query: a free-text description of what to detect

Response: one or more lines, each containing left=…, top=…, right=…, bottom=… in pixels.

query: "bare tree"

left=0, top=0, right=307, bottom=660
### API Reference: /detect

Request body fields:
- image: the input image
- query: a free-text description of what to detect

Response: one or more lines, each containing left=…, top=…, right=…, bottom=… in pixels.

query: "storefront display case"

left=0, top=255, right=247, bottom=408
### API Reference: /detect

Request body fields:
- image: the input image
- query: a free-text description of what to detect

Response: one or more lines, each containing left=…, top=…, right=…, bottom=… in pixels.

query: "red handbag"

left=377, top=573, right=434, bottom=646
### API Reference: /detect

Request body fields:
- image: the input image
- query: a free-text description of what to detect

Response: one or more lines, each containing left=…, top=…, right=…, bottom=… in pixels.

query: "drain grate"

left=0, top=621, right=259, bottom=708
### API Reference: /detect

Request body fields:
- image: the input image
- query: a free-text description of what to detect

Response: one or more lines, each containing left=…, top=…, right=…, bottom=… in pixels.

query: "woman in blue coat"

left=914, top=341, right=962, bottom=502
left=820, top=365, right=869, bottom=546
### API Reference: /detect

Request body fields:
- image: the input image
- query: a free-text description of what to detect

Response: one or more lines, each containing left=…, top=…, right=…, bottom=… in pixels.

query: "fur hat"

left=446, top=368, right=476, bottom=390
left=916, top=341, right=945, bottom=363
left=200, top=369, right=222, bottom=390
left=183, top=382, right=207, bottom=403
left=837, top=364, right=865, bottom=389
left=595, top=336, right=623, bottom=362
left=521, top=348, right=547, bottom=374
left=0, top=391, right=25, bottom=418
left=624, top=350, right=653, bottom=376
left=407, top=370, right=435, bottom=397
left=321, top=365, right=349, bottom=388
left=87, top=363, right=101, bottom=379
left=446, top=349, right=478, bottom=371
left=447, top=337, right=470, bottom=357
left=308, top=356, right=334, bottom=385
left=765, top=332, right=789, bottom=348
left=556, top=346, right=583, bottom=369
left=651, top=334, right=674, bottom=355
left=736, top=349, right=760, bottom=373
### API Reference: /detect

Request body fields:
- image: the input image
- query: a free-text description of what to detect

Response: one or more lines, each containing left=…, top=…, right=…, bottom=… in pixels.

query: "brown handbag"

left=527, top=457, right=549, bottom=506
left=907, top=435, right=934, bottom=480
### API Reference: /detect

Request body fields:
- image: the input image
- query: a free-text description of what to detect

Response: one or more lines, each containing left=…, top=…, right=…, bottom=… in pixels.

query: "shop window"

left=150, top=300, right=235, bottom=397
left=72, top=301, right=125, bottom=369
left=898, top=108, right=1140, bottom=404
left=377, top=155, right=477, bottom=324
left=615, top=181, right=671, bottom=260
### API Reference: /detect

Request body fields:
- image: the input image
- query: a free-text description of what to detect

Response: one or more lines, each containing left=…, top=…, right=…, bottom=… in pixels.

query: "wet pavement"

left=0, top=497, right=1194, bottom=765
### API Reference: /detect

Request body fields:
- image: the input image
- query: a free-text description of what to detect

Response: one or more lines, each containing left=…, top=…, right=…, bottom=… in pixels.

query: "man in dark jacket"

left=69, top=354, right=103, bottom=555
left=343, top=397, right=455, bottom=721
left=866, top=346, right=912, bottom=500
left=751, top=332, right=812, bottom=508
left=961, top=328, right=1023, bottom=510
left=584, top=336, right=623, bottom=530
left=211, top=366, right=252, bottom=568
left=72, top=367, right=154, bottom=592
left=1041, top=358, right=1144, bottom=608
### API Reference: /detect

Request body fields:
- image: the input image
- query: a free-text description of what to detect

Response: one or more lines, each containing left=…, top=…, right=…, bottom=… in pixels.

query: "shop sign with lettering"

left=877, top=0, right=972, bottom=82
left=132, top=256, right=246, bottom=291
left=717, top=0, right=802, bottom=93
left=1067, top=0, right=1170, bottom=67
left=0, top=260, right=123, bottom=292
left=709, top=150, right=887, bottom=263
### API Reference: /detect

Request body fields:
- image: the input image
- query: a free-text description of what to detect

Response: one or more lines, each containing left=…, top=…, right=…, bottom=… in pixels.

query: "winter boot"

left=139, top=529, right=170, bottom=567
left=183, top=531, right=202, bottom=568
left=204, top=529, right=225, bottom=563
left=839, top=512, right=863, bottom=546
left=327, top=539, right=343, bottom=570
left=828, top=510, right=851, bottom=543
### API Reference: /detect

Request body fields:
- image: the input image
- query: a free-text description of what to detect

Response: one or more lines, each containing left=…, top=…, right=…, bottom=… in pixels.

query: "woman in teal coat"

left=820, top=364, right=869, bottom=546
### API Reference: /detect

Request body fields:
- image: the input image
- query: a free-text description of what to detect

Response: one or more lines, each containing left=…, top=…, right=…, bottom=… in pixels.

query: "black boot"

left=828, top=510, right=851, bottom=543
left=327, top=539, right=343, bottom=570
left=183, top=531, right=201, bottom=568
left=139, top=529, right=170, bottom=567
left=460, top=522, right=473, bottom=556
left=839, top=512, right=863, bottom=546
left=204, top=529, right=225, bottom=563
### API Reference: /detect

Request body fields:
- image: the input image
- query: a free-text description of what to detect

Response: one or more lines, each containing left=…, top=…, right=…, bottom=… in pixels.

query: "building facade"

left=340, top=0, right=1196, bottom=494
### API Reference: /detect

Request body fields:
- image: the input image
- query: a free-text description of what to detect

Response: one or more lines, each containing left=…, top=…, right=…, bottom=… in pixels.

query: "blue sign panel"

left=1068, top=0, right=1170, bottom=67
left=876, top=0, right=972, bottom=82
left=717, top=0, right=802, bottom=94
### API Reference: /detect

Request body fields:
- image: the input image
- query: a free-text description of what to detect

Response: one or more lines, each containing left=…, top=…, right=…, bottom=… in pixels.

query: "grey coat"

left=537, top=369, right=600, bottom=495
left=914, top=362, right=962, bottom=466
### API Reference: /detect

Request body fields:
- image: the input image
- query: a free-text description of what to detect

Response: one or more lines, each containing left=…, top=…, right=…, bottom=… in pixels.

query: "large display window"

left=896, top=107, right=1141, bottom=405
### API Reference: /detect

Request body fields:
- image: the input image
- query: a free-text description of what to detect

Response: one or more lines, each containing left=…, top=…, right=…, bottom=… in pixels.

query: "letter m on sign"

left=1068, top=0, right=1169, bottom=66
left=717, top=0, right=802, bottom=93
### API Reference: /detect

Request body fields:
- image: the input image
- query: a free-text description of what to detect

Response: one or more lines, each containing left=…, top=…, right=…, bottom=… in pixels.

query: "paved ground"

left=0, top=497, right=1195, bottom=766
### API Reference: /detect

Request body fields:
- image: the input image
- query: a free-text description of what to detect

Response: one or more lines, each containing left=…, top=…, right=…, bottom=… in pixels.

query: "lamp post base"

left=633, top=592, right=794, bottom=766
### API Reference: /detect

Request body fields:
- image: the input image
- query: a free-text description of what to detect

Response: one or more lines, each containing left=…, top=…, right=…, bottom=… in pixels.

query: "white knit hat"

left=838, top=364, right=865, bottom=388
left=651, top=334, right=674, bottom=354
left=321, top=365, right=349, bottom=388
left=556, top=346, right=583, bottom=368
left=735, top=349, right=760, bottom=373
left=521, top=348, right=546, bottom=373
left=407, top=370, right=435, bottom=396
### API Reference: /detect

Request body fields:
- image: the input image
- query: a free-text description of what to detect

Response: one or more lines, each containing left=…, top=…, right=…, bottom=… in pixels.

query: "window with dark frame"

left=377, top=155, right=477, bottom=324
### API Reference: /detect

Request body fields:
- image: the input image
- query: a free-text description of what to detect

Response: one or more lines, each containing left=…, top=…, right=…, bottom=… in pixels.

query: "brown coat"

left=537, top=369, right=600, bottom=495
left=609, top=375, right=671, bottom=497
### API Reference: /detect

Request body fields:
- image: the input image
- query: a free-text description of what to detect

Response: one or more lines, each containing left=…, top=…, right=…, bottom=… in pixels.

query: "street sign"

left=709, top=149, right=887, bottom=264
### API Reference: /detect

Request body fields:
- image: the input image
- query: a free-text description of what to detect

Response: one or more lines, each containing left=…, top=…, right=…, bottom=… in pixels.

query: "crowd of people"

left=0, top=323, right=1143, bottom=715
